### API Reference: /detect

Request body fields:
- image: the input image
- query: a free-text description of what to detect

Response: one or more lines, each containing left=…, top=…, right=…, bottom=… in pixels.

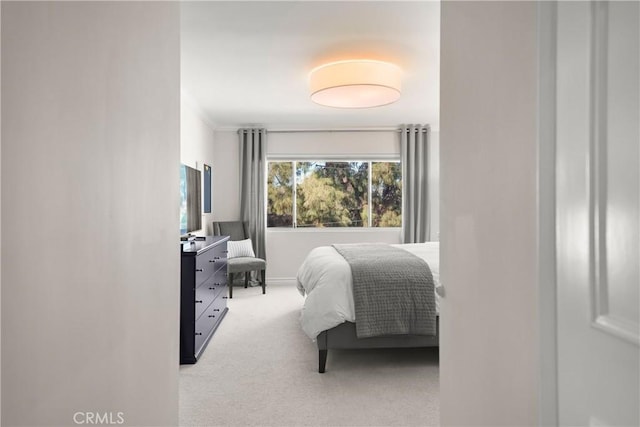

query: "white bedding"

left=296, top=242, right=440, bottom=340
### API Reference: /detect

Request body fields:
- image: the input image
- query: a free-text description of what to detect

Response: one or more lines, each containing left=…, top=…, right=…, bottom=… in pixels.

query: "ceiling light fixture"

left=309, top=59, right=403, bottom=108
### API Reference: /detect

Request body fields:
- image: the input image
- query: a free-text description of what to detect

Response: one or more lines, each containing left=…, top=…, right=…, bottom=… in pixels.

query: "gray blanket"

left=332, top=243, right=437, bottom=338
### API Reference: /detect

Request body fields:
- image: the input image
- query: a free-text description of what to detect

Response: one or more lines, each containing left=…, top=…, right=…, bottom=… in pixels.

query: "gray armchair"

left=212, top=221, right=266, bottom=298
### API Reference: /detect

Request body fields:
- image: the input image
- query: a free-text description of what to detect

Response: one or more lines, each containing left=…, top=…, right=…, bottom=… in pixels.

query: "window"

left=267, top=162, right=294, bottom=227
left=267, top=160, right=402, bottom=228
left=371, top=161, right=402, bottom=227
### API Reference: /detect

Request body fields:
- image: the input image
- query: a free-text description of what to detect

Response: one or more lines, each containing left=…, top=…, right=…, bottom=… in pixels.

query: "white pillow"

left=227, top=238, right=255, bottom=259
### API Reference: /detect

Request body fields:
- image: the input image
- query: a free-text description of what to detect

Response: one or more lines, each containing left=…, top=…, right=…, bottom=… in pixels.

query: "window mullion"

left=292, top=161, right=297, bottom=228
left=368, top=161, right=373, bottom=227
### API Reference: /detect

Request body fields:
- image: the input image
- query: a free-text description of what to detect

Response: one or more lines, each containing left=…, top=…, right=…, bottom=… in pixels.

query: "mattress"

left=296, top=242, right=440, bottom=340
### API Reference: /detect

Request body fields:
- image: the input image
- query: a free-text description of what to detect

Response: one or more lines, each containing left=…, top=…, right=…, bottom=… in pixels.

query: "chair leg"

left=228, top=273, right=233, bottom=299
left=244, top=272, right=249, bottom=288
left=261, top=270, right=266, bottom=294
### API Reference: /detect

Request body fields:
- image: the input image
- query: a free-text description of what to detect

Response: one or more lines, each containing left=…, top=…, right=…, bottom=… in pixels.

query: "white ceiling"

left=180, top=1, right=440, bottom=130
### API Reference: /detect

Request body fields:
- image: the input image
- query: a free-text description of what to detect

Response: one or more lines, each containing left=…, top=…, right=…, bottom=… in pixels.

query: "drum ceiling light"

left=309, top=60, right=403, bottom=108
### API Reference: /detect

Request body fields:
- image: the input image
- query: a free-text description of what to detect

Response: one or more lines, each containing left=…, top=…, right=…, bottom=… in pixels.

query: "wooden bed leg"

left=319, top=349, right=327, bottom=373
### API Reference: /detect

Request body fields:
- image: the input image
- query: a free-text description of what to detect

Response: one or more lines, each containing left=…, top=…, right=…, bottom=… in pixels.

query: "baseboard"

left=265, top=277, right=297, bottom=286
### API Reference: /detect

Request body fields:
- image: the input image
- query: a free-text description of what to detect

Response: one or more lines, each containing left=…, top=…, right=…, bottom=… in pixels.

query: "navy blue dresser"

left=180, top=236, right=229, bottom=364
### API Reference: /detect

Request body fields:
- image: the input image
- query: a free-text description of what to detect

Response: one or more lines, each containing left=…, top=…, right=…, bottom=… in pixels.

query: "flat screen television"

left=180, top=164, right=202, bottom=235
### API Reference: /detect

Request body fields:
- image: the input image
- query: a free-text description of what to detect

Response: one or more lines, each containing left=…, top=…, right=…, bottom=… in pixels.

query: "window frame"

left=266, top=155, right=402, bottom=230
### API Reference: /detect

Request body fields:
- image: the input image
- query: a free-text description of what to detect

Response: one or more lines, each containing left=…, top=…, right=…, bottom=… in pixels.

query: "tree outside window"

left=267, top=160, right=401, bottom=228
left=267, top=162, right=293, bottom=227
left=371, top=162, right=402, bottom=227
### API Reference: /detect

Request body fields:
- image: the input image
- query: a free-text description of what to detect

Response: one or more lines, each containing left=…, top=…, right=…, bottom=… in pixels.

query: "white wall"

left=0, top=3, right=3, bottom=420
left=1, top=3, right=180, bottom=426
left=267, top=130, right=400, bottom=157
left=213, top=129, right=440, bottom=280
left=181, top=94, right=216, bottom=235
left=440, top=2, right=540, bottom=426
left=267, top=228, right=402, bottom=281
left=428, top=132, right=440, bottom=240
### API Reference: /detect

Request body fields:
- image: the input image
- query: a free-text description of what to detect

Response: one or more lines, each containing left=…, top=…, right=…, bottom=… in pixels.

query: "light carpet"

left=179, top=283, right=439, bottom=427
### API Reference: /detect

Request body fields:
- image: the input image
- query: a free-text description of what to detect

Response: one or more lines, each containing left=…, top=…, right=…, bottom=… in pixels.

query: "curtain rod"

left=237, top=126, right=430, bottom=134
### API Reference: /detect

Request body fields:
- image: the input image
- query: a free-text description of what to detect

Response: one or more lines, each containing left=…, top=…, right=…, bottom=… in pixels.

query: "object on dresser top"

left=212, top=221, right=266, bottom=298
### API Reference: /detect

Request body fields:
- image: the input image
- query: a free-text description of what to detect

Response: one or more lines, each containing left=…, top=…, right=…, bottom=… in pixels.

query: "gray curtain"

left=239, top=128, right=267, bottom=260
left=401, top=124, right=430, bottom=243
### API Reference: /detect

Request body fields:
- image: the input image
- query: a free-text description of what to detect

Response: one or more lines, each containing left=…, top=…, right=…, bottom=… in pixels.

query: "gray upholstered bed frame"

left=316, top=316, right=439, bottom=373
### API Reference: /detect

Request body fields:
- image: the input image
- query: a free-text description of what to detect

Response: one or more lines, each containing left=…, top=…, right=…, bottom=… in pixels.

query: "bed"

left=297, top=242, right=441, bottom=373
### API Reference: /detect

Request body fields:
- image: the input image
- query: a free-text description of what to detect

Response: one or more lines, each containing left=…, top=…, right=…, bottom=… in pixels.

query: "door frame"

left=537, top=2, right=559, bottom=425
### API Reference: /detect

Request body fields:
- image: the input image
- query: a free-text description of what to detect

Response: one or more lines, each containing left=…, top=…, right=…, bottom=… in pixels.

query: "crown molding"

left=180, top=90, right=218, bottom=130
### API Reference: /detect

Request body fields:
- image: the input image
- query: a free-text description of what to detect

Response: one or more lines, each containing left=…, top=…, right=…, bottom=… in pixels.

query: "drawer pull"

left=209, top=259, right=216, bottom=263
left=222, top=250, right=228, bottom=253
left=195, top=332, right=202, bottom=336
left=213, top=308, right=220, bottom=312
left=196, top=268, right=203, bottom=272
left=208, top=315, right=216, bottom=318
left=208, top=286, right=215, bottom=290
left=195, top=300, right=203, bottom=304
left=222, top=296, right=228, bottom=299
left=214, top=256, right=221, bottom=260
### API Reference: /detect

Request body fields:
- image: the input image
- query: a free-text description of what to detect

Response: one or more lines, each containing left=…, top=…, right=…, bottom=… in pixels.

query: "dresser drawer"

left=195, top=276, right=226, bottom=318
left=208, top=295, right=226, bottom=324
left=209, top=243, right=227, bottom=275
left=194, top=295, right=227, bottom=355
left=195, top=247, right=227, bottom=286
left=208, top=269, right=227, bottom=299
left=194, top=309, right=216, bottom=357
left=194, top=284, right=217, bottom=320
left=195, top=255, right=215, bottom=287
